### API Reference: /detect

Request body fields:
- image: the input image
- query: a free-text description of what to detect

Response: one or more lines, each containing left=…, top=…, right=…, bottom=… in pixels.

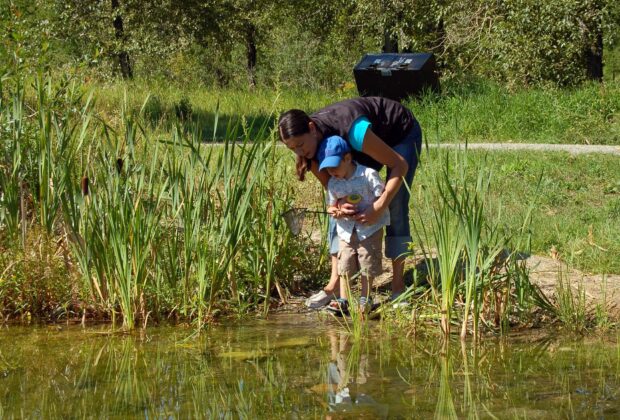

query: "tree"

left=111, top=0, right=132, bottom=79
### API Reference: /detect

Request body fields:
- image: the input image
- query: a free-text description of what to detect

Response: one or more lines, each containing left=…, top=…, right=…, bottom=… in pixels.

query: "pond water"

left=0, top=315, right=618, bottom=419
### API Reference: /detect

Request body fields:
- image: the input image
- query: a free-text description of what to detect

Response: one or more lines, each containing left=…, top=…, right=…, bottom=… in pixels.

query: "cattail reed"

left=81, top=176, right=89, bottom=196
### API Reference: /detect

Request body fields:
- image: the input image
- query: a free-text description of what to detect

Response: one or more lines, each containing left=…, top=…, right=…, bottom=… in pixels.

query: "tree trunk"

left=382, top=28, right=399, bottom=53
left=111, top=0, right=133, bottom=79
left=585, top=31, right=603, bottom=82
left=432, top=17, right=446, bottom=76
left=246, top=23, right=257, bottom=88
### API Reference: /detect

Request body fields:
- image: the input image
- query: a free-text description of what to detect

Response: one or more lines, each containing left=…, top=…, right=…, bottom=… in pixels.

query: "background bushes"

left=2, top=0, right=619, bottom=89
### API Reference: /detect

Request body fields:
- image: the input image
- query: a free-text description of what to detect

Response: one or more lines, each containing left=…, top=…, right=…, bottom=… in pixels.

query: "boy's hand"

left=327, top=206, right=342, bottom=218
left=329, top=200, right=358, bottom=219
left=336, top=198, right=358, bottom=216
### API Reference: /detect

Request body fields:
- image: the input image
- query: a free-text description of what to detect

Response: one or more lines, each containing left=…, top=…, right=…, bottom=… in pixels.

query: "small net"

left=281, top=208, right=307, bottom=236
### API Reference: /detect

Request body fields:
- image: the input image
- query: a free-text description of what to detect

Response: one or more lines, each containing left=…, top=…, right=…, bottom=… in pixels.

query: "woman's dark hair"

left=278, top=109, right=311, bottom=139
left=278, top=109, right=313, bottom=181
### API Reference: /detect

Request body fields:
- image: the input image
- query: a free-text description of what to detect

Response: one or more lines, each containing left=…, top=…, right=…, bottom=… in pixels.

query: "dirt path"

left=433, top=143, right=620, bottom=155
left=369, top=254, right=620, bottom=318
left=274, top=142, right=620, bottom=155
left=525, top=255, right=620, bottom=317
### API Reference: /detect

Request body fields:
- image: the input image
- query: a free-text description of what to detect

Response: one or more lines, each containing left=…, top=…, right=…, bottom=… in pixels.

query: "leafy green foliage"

left=3, top=0, right=617, bottom=87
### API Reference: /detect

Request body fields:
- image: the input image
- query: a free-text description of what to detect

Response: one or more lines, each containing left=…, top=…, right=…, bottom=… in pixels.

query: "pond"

left=0, top=315, right=618, bottom=419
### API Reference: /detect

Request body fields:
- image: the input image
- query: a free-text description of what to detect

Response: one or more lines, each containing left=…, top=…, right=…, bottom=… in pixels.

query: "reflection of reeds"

left=435, top=352, right=457, bottom=420
left=112, top=339, right=152, bottom=411
left=3, top=321, right=620, bottom=418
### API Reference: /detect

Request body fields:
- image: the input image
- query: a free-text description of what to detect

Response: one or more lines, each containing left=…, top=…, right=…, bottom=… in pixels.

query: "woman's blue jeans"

left=328, top=120, right=422, bottom=259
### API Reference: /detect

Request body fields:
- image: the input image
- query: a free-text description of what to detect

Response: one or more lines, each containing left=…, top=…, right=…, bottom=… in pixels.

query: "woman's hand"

left=354, top=201, right=384, bottom=225
left=361, top=129, right=408, bottom=210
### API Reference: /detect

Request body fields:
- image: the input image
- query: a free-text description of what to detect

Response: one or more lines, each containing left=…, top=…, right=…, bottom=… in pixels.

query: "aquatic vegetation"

left=412, top=148, right=550, bottom=339
left=0, top=71, right=322, bottom=328
left=555, top=264, right=588, bottom=332
left=0, top=67, right=616, bottom=331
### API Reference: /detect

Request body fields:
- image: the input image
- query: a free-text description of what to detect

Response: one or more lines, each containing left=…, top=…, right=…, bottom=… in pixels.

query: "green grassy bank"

left=84, top=77, right=620, bottom=145
left=414, top=149, right=620, bottom=274
left=1, top=71, right=618, bottom=332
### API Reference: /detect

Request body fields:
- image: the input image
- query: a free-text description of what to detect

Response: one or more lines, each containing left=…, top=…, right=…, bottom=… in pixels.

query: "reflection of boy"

left=325, top=330, right=386, bottom=418
left=318, top=136, right=389, bottom=314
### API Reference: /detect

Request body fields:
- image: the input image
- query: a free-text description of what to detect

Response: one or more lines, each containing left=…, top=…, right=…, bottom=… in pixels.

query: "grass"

left=410, top=148, right=546, bottom=339
left=410, top=79, right=620, bottom=145
left=555, top=264, right=587, bottom=332
left=2, top=65, right=619, bottom=332
left=411, top=150, right=620, bottom=275
left=1, top=71, right=329, bottom=328
left=44, top=73, right=620, bottom=146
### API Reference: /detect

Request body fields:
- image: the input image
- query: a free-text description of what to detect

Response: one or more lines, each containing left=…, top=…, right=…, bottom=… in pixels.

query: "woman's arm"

left=357, top=129, right=408, bottom=224
left=309, top=159, right=330, bottom=188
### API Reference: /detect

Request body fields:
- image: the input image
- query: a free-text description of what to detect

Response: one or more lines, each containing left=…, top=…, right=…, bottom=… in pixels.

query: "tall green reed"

left=0, top=74, right=25, bottom=241
left=439, top=154, right=505, bottom=339
left=416, top=152, right=465, bottom=337
left=71, top=105, right=168, bottom=328
left=413, top=148, right=547, bottom=339
left=0, top=70, right=327, bottom=325
left=34, top=75, right=93, bottom=235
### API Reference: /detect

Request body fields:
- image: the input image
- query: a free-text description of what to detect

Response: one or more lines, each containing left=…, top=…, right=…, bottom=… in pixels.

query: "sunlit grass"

left=1, top=66, right=618, bottom=329
left=0, top=71, right=325, bottom=327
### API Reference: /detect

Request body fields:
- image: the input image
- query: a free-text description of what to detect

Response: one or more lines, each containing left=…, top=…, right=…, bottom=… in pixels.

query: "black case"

left=353, top=53, right=440, bottom=101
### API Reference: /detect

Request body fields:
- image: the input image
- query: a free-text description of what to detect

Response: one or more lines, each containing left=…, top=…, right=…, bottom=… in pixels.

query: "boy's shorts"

left=338, top=229, right=383, bottom=279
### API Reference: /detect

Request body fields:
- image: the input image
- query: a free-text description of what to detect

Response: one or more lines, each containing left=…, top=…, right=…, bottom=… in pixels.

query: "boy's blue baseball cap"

left=317, top=135, right=351, bottom=171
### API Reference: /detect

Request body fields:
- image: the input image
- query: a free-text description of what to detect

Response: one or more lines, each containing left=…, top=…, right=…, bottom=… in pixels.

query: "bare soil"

left=525, top=255, right=620, bottom=317
left=370, top=253, right=620, bottom=318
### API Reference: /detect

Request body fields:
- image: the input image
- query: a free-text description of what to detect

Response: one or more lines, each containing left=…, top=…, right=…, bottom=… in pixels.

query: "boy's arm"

left=326, top=186, right=345, bottom=219
left=368, top=169, right=386, bottom=201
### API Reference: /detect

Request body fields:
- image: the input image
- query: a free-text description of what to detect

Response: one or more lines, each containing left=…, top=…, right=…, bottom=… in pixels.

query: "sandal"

left=325, top=298, right=349, bottom=317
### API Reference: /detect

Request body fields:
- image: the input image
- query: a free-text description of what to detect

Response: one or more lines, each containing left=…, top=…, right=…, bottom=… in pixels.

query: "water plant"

left=0, top=69, right=323, bottom=327
left=555, top=264, right=587, bottom=331
left=412, top=148, right=549, bottom=339
left=1, top=64, right=615, bottom=330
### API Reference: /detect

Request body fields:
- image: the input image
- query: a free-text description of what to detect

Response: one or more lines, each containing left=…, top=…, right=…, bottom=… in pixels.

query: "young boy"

left=317, top=135, right=390, bottom=315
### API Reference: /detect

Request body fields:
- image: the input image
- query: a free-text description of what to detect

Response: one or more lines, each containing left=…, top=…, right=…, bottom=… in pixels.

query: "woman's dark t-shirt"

left=310, top=97, right=415, bottom=170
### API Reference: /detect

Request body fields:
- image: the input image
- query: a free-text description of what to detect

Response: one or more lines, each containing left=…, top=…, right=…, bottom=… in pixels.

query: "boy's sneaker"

left=325, top=298, right=349, bottom=317
left=389, top=292, right=410, bottom=309
left=359, top=296, right=373, bottom=314
left=305, top=290, right=333, bottom=309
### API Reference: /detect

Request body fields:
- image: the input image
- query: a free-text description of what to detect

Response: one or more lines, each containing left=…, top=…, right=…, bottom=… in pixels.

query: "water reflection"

left=0, top=320, right=618, bottom=418
left=324, top=330, right=389, bottom=418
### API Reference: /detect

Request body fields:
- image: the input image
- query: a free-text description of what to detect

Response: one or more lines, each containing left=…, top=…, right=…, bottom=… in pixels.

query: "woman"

left=278, top=96, right=422, bottom=308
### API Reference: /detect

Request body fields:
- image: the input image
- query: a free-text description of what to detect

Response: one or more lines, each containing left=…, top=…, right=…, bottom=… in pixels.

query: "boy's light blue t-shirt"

left=327, top=164, right=390, bottom=243
left=348, top=117, right=371, bottom=152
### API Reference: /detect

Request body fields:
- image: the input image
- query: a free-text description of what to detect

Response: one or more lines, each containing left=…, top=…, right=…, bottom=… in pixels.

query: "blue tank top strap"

left=348, top=117, right=371, bottom=152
